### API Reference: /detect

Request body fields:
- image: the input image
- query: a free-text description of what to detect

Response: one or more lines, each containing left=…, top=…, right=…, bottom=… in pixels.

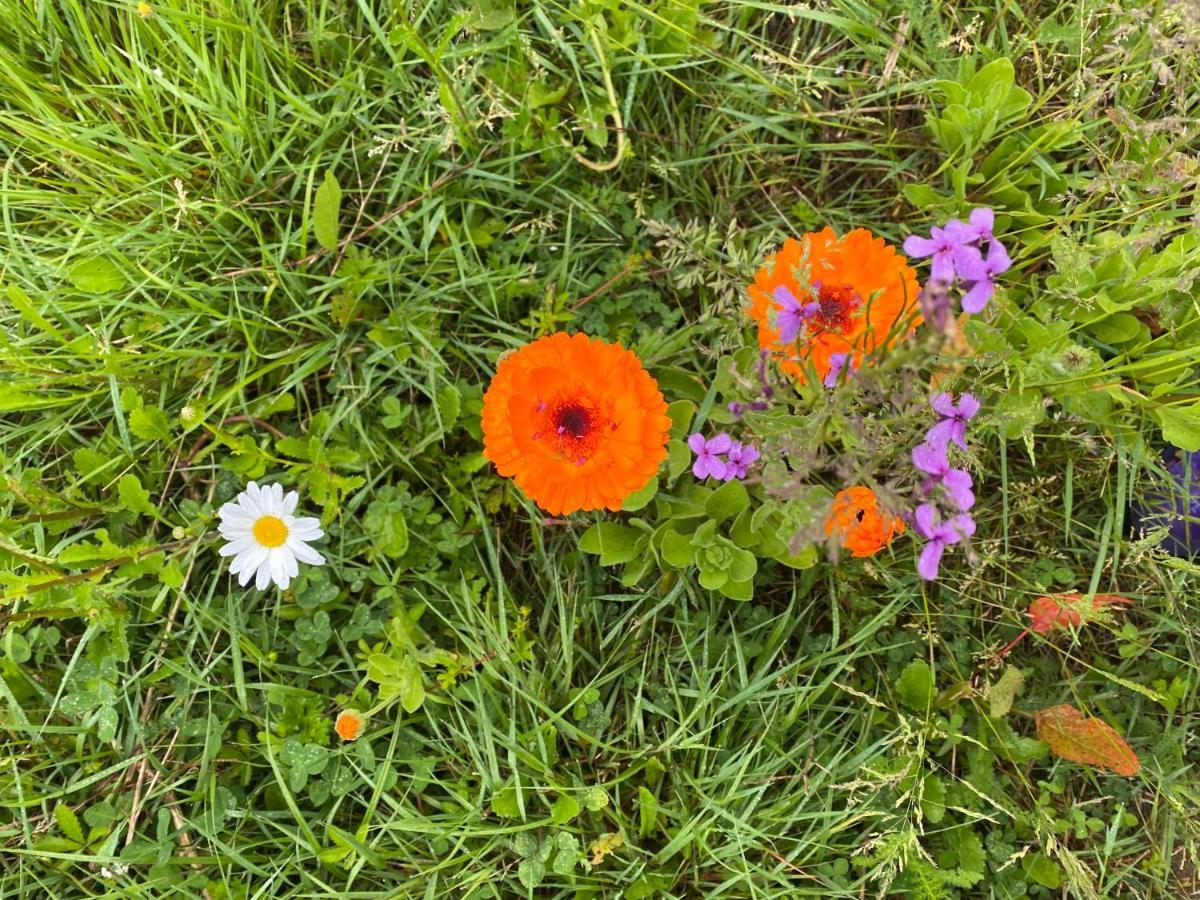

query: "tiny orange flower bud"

left=334, top=708, right=365, bottom=742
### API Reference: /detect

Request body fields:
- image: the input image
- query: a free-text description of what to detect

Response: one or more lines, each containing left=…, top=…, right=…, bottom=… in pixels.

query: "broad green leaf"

left=396, top=654, right=425, bottom=713
left=896, top=659, right=934, bottom=711
left=987, top=666, right=1025, bottom=718
left=621, top=477, right=658, bottom=512
left=637, top=786, right=657, bottom=838
left=491, top=786, right=521, bottom=818
left=705, top=478, right=749, bottom=523
left=364, top=498, right=409, bottom=558
left=1156, top=402, right=1200, bottom=452
left=583, top=787, right=608, bottom=811
left=129, top=405, right=172, bottom=442
left=550, top=793, right=581, bottom=825
left=67, top=257, right=126, bottom=294
left=118, top=474, right=157, bottom=518
left=435, top=384, right=461, bottom=429
left=578, top=522, right=641, bottom=566
left=313, top=171, right=343, bottom=253
left=665, top=400, right=695, bottom=439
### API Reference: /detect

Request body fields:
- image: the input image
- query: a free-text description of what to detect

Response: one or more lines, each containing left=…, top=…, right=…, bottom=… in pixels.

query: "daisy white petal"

left=216, top=480, right=327, bottom=592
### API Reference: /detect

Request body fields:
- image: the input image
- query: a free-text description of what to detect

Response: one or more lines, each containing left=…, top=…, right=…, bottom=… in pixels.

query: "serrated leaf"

left=54, top=803, right=85, bottom=845
left=118, top=474, right=157, bottom=518
left=491, top=786, right=521, bottom=818
left=129, top=405, right=172, bottom=442
left=313, top=171, right=342, bottom=253
left=987, top=666, right=1025, bottom=718
left=435, top=384, right=461, bottom=429
left=1035, top=703, right=1140, bottom=776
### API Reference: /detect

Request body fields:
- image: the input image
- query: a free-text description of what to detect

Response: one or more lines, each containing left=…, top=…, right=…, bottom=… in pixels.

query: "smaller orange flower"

left=824, top=487, right=905, bottom=557
left=334, top=708, right=365, bottom=742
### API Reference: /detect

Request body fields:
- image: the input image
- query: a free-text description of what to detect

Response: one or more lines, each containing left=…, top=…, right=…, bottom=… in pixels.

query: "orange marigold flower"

left=334, top=708, right=365, bottom=742
left=747, top=228, right=921, bottom=383
left=824, top=487, right=905, bottom=557
left=482, top=332, right=672, bottom=515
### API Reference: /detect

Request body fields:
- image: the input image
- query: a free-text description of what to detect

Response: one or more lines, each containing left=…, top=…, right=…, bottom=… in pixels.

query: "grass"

left=1, top=0, right=1198, bottom=897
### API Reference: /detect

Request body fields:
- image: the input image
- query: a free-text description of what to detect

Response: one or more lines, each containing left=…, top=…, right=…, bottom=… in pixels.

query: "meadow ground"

left=1, top=1, right=1199, bottom=897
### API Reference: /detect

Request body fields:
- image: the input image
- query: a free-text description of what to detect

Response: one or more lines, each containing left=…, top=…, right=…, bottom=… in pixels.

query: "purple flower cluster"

left=904, top=208, right=1011, bottom=321
left=911, top=392, right=979, bottom=580
left=689, top=432, right=760, bottom=482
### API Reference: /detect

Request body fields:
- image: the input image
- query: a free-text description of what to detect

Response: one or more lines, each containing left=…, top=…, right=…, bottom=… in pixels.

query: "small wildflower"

left=688, top=432, right=732, bottom=480
left=903, top=225, right=965, bottom=283
left=822, top=352, right=856, bottom=388
left=217, top=481, right=325, bottom=591
left=723, top=442, right=760, bottom=481
left=913, top=503, right=975, bottom=580
left=772, top=285, right=819, bottom=344
left=946, top=207, right=994, bottom=244
left=955, top=240, right=1011, bottom=313
left=927, top=392, right=980, bottom=451
left=912, top=442, right=975, bottom=511
left=1132, top=446, right=1200, bottom=557
left=136, top=2, right=152, bottom=17
left=335, top=708, right=366, bottom=741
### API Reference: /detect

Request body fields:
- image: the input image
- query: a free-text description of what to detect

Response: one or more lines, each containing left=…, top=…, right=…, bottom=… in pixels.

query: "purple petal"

left=914, top=503, right=938, bottom=538
left=903, top=234, right=939, bottom=258
left=930, top=392, right=957, bottom=418
left=777, top=309, right=803, bottom=343
left=930, top=250, right=956, bottom=284
left=688, top=433, right=707, bottom=454
left=739, top=445, right=760, bottom=466
left=986, top=239, right=1012, bottom=274
left=707, top=433, right=733, bottom=454
left=772, top=285, right=799, bottom=308
left=953, top=244, right=986, bottom=278
left=961, top=279, right=994, bottom=314
left=948, top=513, right=976, bottom=540
left=969, top=207, right=994, bottom=238
left=692, top=457, right=711, bottom=480
left=943, top=219, right=973, bottom=244
left=957, top=393, right=981, bottom=420
left=917, top=542, right=945, bottom=581
left=942, top=469, right=976, bottom=511
left=926, top=419, right=964, bottom=452
left=912, top=442, right=948, bottom=476
left=706, top=457, right=728, bottom=480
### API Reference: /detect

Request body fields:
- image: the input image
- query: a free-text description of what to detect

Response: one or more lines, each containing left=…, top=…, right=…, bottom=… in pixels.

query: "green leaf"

left=54, top=803, right=85, bottom=845
left=719, top=577, right=753, bottom=601
left=1023, top=853, right=1062, bottom=889
left=578, top=522, right=641, bottom=566
left=491, top=785, right=521, bottom=818
left=6, top=284, right=66, bottom=342
left=364, top=498, right=409, bottom=558
left=550, top=793, right=581, bottom=825
left=435, top=384, right=461, bottom=429
left=637, top=786, right=658, bottom=838
left=517, top=855, right=545, bottom=889
left=129, top=405, right=172, bottom=442
left=705, top=478, right=750, bottom=524
left=396, top=654, right=425, bottom=713
left=659, top=527, right=695, bottom=568
left=896, top=659, right=934, bottom=711
left=67, top=257, right=126, bottom=294
left=621, top=478, right=658, bottom=512
left=118, top=474, right=157, bottom=518
left=1156, top=402, right=1200, bottom=452
left=313, top=171, right=343, bottom=253
left=995, top=389, right=1046, bottom=440
left=583, top=787, right=608, bottom=811
left=987, top=665, right=1025, bottom=718
left=920, top=775, right=946, bottom=823
left=667, top=439, right=691, bottom=480
left=665, top=400, right=695, bottom=439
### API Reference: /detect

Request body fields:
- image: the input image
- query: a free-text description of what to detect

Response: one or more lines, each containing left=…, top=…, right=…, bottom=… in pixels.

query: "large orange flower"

left=747, top=228, right=921, bottom=383
left=482, top=332, right=672, bottom=515
left=824, top=486, right=905, bottom=557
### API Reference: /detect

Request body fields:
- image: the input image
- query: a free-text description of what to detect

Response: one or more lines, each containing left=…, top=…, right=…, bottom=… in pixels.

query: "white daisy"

left=217, top=481, right=325, bottom=591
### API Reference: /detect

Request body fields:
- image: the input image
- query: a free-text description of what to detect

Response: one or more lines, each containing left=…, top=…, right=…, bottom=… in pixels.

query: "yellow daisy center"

left=252, top=515, right=289, bottom=548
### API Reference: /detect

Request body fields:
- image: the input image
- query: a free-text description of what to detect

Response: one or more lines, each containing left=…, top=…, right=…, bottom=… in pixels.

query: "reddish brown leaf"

left=1028, top=592, right=1133, bottom=635
left=1035, top=703, right=1140, bottom=776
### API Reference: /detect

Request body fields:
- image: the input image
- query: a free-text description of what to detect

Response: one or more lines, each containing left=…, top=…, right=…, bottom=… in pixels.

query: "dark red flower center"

left=532, top=396, right=611, bottom=464
left=812, top=282, right=862, bottom=333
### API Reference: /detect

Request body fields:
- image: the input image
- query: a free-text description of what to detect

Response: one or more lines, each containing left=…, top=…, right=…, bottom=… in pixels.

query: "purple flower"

left=927, top=392, right=980, bottom=451
left=912, top=442, right=975, bottom=511
left=724, top=442, right=760, bottom=481
left=945, top=208, right=994, bottom=245
left=773, top=285, right=819, bottom=343
left=903, top=225, right=964, bottom=283
left=823, top=352, right=856, bottom=388
left=914, top=503, right=976, bottom=580
left=1132, top=447, right=1200, bottom=557
left=689, top=432, right=732, bottom=480
left=956, top=240, right=1011, bottom=313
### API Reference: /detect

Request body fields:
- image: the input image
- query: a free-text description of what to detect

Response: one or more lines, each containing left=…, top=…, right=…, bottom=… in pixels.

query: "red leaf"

left=1035, top=703, right=1140, bottom=776
left=1028, top=592, right=1133, bottom=635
